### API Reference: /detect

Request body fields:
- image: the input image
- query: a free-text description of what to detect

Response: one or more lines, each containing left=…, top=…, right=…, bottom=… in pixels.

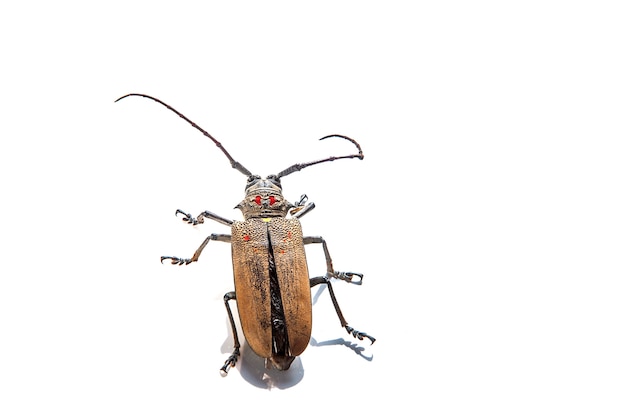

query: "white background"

left=1, top=1, right=625, bottom=414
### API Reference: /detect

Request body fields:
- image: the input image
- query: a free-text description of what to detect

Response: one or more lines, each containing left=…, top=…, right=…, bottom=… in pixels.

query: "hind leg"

left=220, top=291, right=241, bottom=376
left=310, top=276, right=375, bottom=344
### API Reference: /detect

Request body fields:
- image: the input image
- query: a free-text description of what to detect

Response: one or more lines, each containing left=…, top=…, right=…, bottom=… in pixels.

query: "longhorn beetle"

left=116, top=93, right=375, bottom=375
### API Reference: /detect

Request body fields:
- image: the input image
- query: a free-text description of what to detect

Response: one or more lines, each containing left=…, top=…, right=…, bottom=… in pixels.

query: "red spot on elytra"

left=243, top=235, right=251, bottom=241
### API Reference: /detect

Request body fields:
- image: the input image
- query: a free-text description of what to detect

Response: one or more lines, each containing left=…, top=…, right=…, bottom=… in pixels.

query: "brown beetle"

left=116, top=93, right=375, bottom=375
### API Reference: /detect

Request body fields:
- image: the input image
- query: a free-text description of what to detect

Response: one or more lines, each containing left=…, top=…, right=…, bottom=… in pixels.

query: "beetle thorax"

left=237, top=175, right=291, bottom=220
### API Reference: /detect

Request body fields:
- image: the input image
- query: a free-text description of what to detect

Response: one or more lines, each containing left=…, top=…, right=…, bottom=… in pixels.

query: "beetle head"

left=115, top=96, right=364, bottom=220
left=236, top=175, right=293, bottom=220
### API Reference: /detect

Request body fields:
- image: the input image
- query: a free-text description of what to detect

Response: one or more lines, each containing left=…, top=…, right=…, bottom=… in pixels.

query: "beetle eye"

left=255, top=195, right=262, bottom=205
left=269, top=196, right=276, bottom=205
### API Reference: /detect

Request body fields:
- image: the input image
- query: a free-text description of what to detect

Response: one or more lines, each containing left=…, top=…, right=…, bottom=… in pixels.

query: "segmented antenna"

left=115, top=93, right=252, bottom=176
left=275, top=134, right=364, bottom=179
left=116, top=94, right=364, bottom=180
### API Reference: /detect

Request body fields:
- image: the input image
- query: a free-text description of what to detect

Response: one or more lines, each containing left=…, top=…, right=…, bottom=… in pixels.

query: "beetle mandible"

left=116, top=93, right=375, bottom=375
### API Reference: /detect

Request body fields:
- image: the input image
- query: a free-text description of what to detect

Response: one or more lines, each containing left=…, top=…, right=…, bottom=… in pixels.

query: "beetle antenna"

left=115, top=93, right=252, bottom=177
left=275, top=135, right=364, bottom=179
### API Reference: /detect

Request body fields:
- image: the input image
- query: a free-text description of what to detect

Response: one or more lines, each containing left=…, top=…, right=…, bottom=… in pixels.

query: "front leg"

left=161, top=233, right=231, bottom=265
left=175, top=209, right=233, bottom=227
left=302, top=236, right=363, bottom=284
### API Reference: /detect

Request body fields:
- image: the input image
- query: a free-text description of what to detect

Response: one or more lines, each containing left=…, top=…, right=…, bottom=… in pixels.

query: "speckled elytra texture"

left=231, top=217, right=312, bottom=359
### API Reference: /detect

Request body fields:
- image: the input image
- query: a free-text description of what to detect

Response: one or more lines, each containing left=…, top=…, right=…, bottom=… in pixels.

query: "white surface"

left=1, top=1, right=625, bottom=414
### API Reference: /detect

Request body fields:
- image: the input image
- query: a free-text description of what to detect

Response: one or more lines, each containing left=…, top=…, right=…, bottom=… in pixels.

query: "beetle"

left=116, top=93, right=375, bottom=375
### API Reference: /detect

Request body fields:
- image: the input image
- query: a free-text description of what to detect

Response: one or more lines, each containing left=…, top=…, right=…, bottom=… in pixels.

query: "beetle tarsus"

left=175, top=209, right=200, bottom=225
left=346, top=325, right=376, bottom=345
left=160, top=255, right=193, bottom=265
left=176, top=209, right=234, bottom=227
left=220, top=348, right=240, bottom=376
left=334, top=271, right=364, bottom=285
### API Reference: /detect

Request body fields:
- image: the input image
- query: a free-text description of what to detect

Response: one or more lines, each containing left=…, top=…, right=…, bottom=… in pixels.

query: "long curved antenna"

left=115, top=93, right=252, bottom=177
left=275, top=135, right=364, bottom=179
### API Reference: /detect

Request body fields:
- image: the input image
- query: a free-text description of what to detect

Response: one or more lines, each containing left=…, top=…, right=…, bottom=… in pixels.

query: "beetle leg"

left=175, top=209, right=233, bottom=227
left=310, top=276, right=376, bottom=345
left=161, top=233, right=231, bottom=265
left=175, top=209, right=198, bottom=225
left=334, top=271, right=364, bottom=284
left=302, top=236, right=363, bottom=284
left=220, top=291, right=241, bottom=376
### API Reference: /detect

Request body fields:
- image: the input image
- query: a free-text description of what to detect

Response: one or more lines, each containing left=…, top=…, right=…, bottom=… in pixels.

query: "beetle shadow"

left=312, top=283, right=326, bottom=305
left=220, top=320, right=304, bottom=389
left=309, top=337, right=374, bottom=362
left=239, top=343, right=305, bottom=389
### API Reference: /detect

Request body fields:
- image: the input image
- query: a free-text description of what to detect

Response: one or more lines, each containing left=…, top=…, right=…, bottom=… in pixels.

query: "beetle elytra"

left=116, top=93, right=375, bottom=375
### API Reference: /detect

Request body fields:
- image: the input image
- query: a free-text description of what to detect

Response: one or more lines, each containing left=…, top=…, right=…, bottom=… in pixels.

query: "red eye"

left=255, top=195, right=261, bottom=205
left=269, top=196, right=276, bottom=205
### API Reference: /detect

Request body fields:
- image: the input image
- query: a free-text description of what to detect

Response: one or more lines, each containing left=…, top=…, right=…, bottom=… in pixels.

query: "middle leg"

left=161, top=233, right=231, bottom=265
left=303, top=236, right=363, bottom=284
